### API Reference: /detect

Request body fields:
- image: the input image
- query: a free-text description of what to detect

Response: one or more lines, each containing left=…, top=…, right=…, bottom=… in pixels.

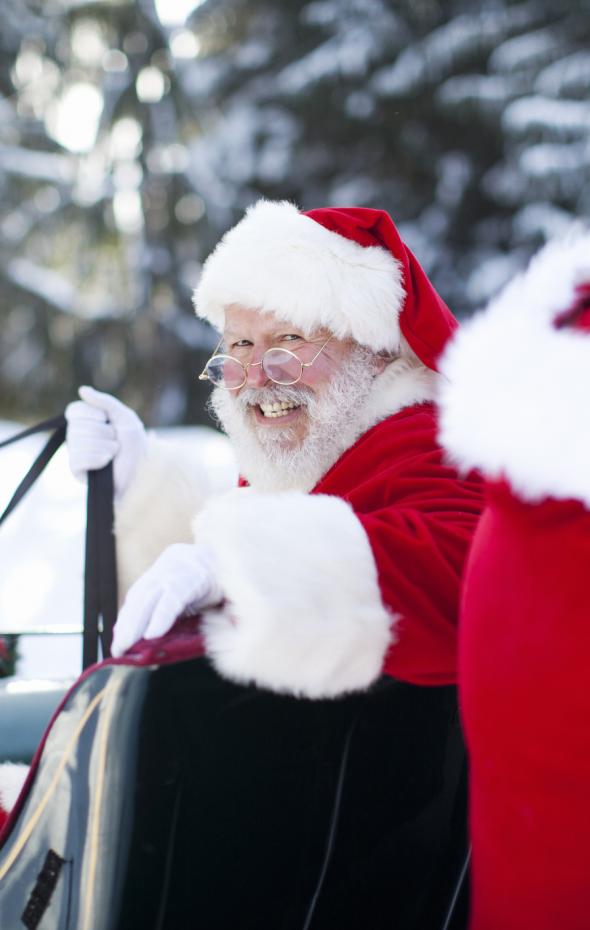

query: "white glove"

left=65, top=386, right=146, bottom=499
left=111, top=543, right=223, bottom=657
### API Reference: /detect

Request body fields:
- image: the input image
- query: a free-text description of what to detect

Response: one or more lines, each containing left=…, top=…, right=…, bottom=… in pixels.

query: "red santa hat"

left=439, top=228, right=590, bottom=507
left=193, top=200, right=457, bottom=371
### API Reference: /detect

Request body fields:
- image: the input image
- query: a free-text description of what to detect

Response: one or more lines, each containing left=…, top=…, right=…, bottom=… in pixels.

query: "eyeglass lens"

left=261, top=348, right=302, bottom=384
left=206, top=348, right=303, bottom=388
left=206, top=355, right=245, bottom=388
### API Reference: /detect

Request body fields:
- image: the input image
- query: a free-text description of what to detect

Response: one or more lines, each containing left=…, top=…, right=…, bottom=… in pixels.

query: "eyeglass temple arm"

left=300, top=334, right=333, bottom=368
left=242, top=333, right=332, bottom=373
left=198, top=334, right=225, bottom=380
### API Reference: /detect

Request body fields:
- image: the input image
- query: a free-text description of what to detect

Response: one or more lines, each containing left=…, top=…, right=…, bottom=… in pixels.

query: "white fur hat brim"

left=193, top=200, right=405, bottom=352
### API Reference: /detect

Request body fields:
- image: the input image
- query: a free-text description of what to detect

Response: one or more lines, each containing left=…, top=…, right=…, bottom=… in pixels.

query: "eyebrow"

left=223, top=328, right=307, bottom=340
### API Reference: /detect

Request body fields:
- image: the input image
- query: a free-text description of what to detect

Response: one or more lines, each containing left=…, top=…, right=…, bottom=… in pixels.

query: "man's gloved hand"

left=65, top=386, right=146, bottom=499
left=111, top=543, right=223, bottom=657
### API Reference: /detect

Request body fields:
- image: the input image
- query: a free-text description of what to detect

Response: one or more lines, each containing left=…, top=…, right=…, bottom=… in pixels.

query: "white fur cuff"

left=193, top=489, right=394, bottom=698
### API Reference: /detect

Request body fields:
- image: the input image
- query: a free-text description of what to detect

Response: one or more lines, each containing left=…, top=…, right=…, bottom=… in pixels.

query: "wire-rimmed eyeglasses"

left=198, top=335, right=333, bottom=391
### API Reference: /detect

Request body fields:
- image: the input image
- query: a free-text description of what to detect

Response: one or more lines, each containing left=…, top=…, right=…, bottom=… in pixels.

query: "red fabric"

left=460, top=482, right=590, bottom=930
left=313, top=402, right=484, bottom=685
left=304, top=207, right=458, bottom=371
left=0, top=804, right=8, bottom=834
left=554, top=282, right=590, bottom=331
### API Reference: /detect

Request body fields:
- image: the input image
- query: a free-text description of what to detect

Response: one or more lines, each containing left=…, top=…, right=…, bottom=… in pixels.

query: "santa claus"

left=1, top=202, right=483, bottom=928
left=439, top=229, right=590, bottom=929
left=65, top=200, right=483, bottom=695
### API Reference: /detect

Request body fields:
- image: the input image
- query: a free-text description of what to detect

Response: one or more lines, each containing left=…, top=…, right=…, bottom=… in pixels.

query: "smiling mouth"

left=256, top=400, right=301, bottom=419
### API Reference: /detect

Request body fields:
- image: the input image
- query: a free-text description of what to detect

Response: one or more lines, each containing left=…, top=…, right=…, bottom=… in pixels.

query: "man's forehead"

left=223, top=304, right=326, bottom=339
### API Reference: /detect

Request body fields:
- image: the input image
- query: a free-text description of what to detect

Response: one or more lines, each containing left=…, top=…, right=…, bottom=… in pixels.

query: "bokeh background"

left=1, top=0, right=589, bottom=430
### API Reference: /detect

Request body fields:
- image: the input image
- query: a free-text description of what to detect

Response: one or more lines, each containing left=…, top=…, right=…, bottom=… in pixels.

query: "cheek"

left=299, top=355, right=338, bottom=389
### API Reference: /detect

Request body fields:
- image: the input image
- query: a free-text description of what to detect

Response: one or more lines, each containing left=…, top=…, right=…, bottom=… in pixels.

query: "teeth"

left=258, top=400, right=300, bottom=418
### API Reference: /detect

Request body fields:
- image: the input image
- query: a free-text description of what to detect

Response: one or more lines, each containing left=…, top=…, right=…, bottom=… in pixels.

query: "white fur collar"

left=358, top=357, right=439, bottom=435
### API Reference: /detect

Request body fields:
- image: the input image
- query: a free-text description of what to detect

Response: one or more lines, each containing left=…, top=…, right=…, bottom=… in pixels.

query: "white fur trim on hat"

left=193, top=200, right=405, bottom=353
left=439, top=230, right=590, bottom=506
left=193, top=488, right=395, bottom=698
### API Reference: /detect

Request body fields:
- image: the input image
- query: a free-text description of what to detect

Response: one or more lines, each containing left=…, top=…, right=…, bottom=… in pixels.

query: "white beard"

left=209, top=345, right=381, bottom=492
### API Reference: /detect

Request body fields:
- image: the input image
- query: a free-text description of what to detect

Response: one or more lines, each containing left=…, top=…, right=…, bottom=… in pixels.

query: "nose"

left=245, top=354, right=269, bottom=388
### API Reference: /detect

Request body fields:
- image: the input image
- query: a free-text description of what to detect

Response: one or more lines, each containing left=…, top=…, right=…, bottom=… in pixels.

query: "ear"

left=373, top=354, right=390, bottom=374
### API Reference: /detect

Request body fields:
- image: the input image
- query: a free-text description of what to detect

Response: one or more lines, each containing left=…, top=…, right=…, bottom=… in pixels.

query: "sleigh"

left=0, top=419, right=469, bottom=930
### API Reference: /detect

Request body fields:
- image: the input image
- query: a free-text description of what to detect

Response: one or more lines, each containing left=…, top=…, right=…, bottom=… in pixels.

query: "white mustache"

left=235, top=385, right=313, bottom=409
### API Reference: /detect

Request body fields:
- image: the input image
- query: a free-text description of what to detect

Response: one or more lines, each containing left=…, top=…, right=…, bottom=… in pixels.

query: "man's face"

left=210, top=305, right=384, bottom=491
left=222, top=304, right=356, bottom=448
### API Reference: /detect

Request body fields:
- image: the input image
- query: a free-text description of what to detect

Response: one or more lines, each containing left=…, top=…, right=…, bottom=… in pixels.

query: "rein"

left=1, top=415, right=117, bottom=668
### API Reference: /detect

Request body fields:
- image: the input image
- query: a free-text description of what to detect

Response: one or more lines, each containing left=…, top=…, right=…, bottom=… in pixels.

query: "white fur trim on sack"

left=115, top=433, right=236, bottom=598
left=193, top=200, right=405, bottom=353
left=439, top=230, right=590, bottom=506
left=194, top=488, right=395, bottom=698
left=0, top=762, right=29, bottom=815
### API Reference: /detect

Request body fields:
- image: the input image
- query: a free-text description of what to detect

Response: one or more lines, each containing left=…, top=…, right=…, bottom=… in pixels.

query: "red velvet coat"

left=197, top=398, right=483, bottom=699
left=314, top=402, right=483, bottom=686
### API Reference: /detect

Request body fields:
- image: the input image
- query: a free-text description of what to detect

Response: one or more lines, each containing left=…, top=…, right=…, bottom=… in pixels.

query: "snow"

left=483, top=131, right=590, bottom=205
left=276, top=1, right=402, bottom=97
left=535, top=51, right=590, bottom=97
left=278, top=27, right=379, bottom=94
left=373, top=5, right=539, bottom=97
left=396, top=222, right=439, bottom=276
left=0, top=424, right=87, bottom=677
left=489, top=27, right=564, bottom=73
left=435, top=153, right=473, bottom=209
left=178, top=57, right=231, bottom=102
left=503, top=96, right=590, bottom=139
left=344, top=90, right=376, bottom=119
left=0, top=421, right=235, bottom=678
left=233, top=39, right=273, bottom=71
left=0, top=144, right=75, bottom=184
left=328, top=175, right=379, bottom=206
left=465, top=251, right=525, bottom=305
left=301, top=0, right=401, bottom=29
left=436, top=75, right=517, bottom=114
left=520, top=141, right=589, bottom=179
left=6, top=258, right=77, bottom=316
left=301, top=1, right=342, bottom=27
left=512, top=202, right=578, bottom=240
left=186, top=101, right=299, bottom=208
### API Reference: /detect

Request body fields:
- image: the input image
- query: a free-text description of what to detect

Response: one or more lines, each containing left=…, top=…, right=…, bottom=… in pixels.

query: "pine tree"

left=1, top=0, right=588, bottom=425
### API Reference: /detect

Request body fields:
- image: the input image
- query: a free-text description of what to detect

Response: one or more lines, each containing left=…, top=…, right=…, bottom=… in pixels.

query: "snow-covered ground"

left=0, top=421, right=235, bottom=678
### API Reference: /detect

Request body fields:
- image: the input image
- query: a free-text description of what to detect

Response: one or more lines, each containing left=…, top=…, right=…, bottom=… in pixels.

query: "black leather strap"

left=1, top=415, right=118, bottom=668
left=83, top=465, right=118, bottom=667
left=0, top=416, right=67, bottom=528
